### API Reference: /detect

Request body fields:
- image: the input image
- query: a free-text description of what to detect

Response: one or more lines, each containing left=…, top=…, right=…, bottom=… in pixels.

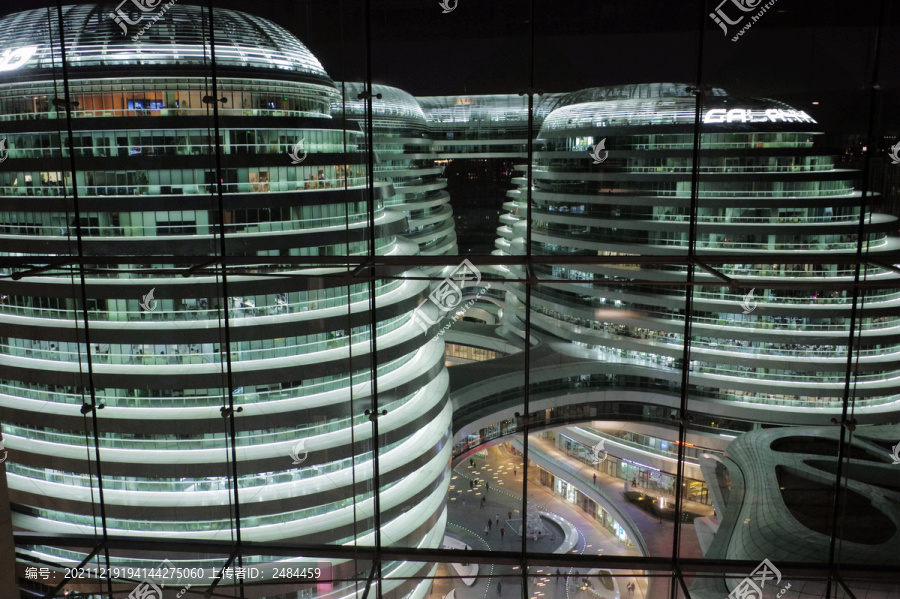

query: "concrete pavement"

left=430, top=441, right=652, bottom=599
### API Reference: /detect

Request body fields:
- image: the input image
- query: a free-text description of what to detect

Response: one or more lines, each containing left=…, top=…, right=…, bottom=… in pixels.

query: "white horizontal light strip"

left=3, top=358, right=447, bottom=467
left=10, top=428, right=452, bottom=540
left=6, top=393, right=451, bottom=508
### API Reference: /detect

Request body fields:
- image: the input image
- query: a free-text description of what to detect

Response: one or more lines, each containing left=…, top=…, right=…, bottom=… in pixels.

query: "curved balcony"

left=0, top=6, right=454, bottom=583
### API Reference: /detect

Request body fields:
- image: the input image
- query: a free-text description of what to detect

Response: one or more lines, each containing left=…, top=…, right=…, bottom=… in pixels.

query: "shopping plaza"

left=0, top=2, right=898, bottom=599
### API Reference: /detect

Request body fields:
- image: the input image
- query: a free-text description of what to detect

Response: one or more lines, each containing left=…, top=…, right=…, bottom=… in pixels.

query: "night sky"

left=5, top=0, right=900, bottom=135
left=208, top=0, right=899, bottom=137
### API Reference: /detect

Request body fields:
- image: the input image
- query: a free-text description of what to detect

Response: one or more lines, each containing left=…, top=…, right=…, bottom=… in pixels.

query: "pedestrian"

left=632, top=476, right=637, bottom=488
left=497, top=581, right=502, bottom=595
left=487, top=518, right=492, bottom=530
left=514, top=467, right=517, bottom=476
left=481, top=496, right=486, bottom=508
left=500, top=527, right=505, bottom=538
left=508, top=510, right=512, bottom=519
left=555, top=569, right=561, bottom=584
left=593, top=473, right=597, bottom=485
left=470, top=479, right=474, bottom=489
left=495, top=513, right=500, bottom=525
left=486, top=481, right=490, bottom=492
left=485, top=524, right=489, bottom=535
left=462, top=499, right=466, bottom=508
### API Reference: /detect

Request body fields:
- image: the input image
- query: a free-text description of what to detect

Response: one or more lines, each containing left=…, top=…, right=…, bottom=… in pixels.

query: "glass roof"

left=334, top=82, right=427, bottom=123
left=0, top=4, right=332, bottom=80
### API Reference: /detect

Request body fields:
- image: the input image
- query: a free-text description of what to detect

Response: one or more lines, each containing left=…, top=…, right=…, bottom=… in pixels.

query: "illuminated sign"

left=0, top=46, right=37, bottom=72
left=703, top=108, right=817, bottom=124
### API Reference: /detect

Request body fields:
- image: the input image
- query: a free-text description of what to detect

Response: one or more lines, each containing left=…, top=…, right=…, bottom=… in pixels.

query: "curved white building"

left=496, top=83, right=900, bottom=416
left=0, top=5, right=449, bottom=595
left=337, top=83, right=457, bottom=256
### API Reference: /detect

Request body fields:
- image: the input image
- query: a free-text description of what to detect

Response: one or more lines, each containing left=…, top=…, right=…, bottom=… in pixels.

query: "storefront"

left=538, top=467, right=634, bottom=548
left=558, top=433, right=712, bottom=506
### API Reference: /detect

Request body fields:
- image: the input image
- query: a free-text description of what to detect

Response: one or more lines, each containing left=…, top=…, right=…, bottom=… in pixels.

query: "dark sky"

left=6, top=0, right=900, bottom=134
left=183, top=0, right=900, bottom=135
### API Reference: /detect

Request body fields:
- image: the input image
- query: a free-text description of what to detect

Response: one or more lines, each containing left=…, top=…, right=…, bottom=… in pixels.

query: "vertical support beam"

left=670, top=3, right=708, bottom=594
left=52, top=4, right=114, bottom=595
left=203, top=4, right=245, bottom=595
left=518, top=0, right=539, bottom=582
left=0, top=438, right=18, bottom=599
left=362, top=4, right=384, bottom=598
left=824, top=2, right=888, bottom=595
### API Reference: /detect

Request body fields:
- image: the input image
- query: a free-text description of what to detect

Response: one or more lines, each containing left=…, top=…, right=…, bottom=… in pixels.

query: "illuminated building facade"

left=338, top=83, right=457, bottom=256
left=495, top=83, right=900, bottom=418
left=0, top=5, right=448, bottom=595
left=0, top=2, right=896, bottom=598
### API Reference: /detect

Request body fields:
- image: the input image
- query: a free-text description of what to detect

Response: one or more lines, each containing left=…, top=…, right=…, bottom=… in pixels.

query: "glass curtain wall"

left=0, top=1, right=897, bottom=599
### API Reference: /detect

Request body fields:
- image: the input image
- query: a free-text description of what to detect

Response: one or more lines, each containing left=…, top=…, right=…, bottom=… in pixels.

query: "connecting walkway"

left=448, top=326, right=895, bottom=438
left=522, top=436, right=712, bottom=560
left=430, top=443, right=653, bottom=599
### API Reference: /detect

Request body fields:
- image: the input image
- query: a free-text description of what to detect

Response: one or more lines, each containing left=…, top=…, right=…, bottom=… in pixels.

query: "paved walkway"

left=430, top=442, right=650, bottom=599
left=527, top=436, right=712, bottom=561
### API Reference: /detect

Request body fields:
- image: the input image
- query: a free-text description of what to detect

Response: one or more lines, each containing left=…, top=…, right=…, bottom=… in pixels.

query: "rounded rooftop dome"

left=335, top=82, right=427, bottom=124
left=539, top=91, right=815, bottom=134
left=532, top=83, right=726, bottom=121
left=0, top=4, right=332, bottom=83
left=559, top=82, right=728, bottom=104
left=419, top=94, right=533, bottom=125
